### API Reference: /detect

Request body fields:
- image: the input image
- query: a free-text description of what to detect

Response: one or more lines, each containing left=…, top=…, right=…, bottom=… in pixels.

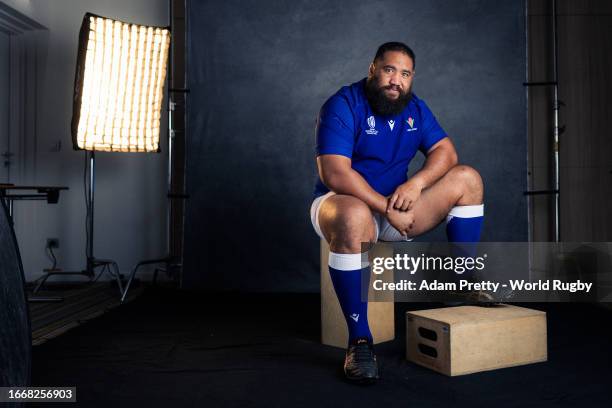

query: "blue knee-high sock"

left=446, top=205, right=484, bottom=281
left=446, top=204, right=484, bottom=243
left=328, top=252, right=372, bottom=344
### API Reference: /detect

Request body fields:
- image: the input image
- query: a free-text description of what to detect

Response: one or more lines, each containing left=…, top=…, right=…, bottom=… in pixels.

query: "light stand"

left=62, top=13, right=171, bottom=300
left=120, top=90, right=186, bottom=303
left=85, top=151, right=124, bottom=295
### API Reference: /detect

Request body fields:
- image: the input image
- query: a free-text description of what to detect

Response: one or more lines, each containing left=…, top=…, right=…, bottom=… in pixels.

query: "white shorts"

left=310, top=191, right=413, bottom=242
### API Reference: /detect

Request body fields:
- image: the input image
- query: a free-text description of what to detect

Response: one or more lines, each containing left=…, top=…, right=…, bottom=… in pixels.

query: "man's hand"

left=385, top=208, right=415, bottom=236
left=386, top=178, right=425, bottom=213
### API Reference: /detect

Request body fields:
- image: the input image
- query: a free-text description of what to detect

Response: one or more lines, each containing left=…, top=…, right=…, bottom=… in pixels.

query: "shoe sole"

left=345, top=373, right=380, bottom=384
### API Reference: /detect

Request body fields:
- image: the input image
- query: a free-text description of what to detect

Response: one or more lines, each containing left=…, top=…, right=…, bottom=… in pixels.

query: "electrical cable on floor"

left=91, top=264, right=108, bottom=284
left=46, top=246, right=57, bottom=270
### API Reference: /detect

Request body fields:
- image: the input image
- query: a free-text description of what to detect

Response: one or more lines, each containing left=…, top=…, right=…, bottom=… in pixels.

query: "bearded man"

left=310, top=42, right=485, bottom=383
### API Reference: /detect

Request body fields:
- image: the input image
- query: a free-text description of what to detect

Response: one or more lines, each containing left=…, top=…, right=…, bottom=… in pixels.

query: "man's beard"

left=364, top=76, right=412, bottom=116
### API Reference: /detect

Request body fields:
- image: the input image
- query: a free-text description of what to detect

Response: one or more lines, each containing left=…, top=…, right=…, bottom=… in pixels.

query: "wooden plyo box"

left=406, top=305, right=547, bottom=376
left=321, top=240, right=394, bottom=348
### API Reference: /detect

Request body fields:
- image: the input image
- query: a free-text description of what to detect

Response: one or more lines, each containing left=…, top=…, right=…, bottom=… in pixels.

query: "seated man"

left=310, top=42, right=484, bottom=383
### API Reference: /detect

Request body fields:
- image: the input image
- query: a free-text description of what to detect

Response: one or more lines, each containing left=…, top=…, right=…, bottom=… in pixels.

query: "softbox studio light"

left=72, top=13, right=170, bottom=152
left=70, top=13, right=170, bottom=291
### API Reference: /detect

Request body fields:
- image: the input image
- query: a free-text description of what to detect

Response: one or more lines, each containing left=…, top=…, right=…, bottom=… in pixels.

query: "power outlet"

left=46, top=238, right=60, bottom=249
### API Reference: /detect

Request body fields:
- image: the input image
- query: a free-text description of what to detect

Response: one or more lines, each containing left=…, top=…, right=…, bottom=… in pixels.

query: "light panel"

left=71, top=13, right=170, bottom=152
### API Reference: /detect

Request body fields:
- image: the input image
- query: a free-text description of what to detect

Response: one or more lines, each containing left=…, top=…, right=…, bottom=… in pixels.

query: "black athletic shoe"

left=445, top=288, right=515, bottom=307
left=465, top=288, right=516, bottom=306
left=344, top=338, right=379, bottom=383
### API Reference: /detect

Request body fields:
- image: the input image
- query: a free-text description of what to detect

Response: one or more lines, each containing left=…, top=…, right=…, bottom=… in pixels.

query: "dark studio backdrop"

left=183, top=0, right=527, bottom=292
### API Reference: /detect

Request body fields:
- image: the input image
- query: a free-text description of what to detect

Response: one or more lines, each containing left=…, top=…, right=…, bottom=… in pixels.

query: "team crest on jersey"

left=406, top=117, right=418, bottom=132
left=365, top=116, right=378, bottom=135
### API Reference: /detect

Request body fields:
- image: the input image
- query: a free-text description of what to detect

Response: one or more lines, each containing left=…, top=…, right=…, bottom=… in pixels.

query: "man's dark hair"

left=373, top=42, right=416, bottom=68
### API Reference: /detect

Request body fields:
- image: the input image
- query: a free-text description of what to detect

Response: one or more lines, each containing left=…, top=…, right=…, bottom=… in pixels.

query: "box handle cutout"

left=418, top=343, right=438, bottom=358
left=418, top=327, right=437, bottom=341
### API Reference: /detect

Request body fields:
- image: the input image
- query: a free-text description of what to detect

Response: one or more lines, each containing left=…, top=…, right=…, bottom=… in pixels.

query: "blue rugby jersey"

left=314, top=78, right=447, bottom=199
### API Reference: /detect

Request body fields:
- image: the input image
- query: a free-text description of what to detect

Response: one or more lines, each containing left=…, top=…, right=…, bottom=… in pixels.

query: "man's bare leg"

left=399, top=164, right=484, bottom=237
left=318, top=194, right=378, bottom=253
left=317, top=194, right=379, bottom=382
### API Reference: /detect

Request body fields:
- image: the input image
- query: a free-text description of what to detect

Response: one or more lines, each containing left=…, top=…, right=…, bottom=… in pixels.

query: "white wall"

left=1, top=1, right=44, bottom=24
left=3, top=0, right=169, bottom=281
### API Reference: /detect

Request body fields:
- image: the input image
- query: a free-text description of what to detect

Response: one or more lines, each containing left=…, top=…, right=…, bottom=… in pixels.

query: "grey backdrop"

left=184, top=0, right=527, bottom=292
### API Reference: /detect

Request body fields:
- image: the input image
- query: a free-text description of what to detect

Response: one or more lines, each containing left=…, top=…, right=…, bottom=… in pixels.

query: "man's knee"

left=319, top=195, right=376, bottom=251
left=448, top=165, right=483, bottom=202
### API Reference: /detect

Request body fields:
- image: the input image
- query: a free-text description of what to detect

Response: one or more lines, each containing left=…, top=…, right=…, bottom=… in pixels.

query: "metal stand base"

left=32, top=257, right=124, bottom=299
left=121, top=255, right=180, bottom=303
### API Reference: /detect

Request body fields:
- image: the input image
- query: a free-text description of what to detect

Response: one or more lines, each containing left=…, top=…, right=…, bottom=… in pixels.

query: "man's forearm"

left=410, top=145, right=458, bottom=189
left=323, top=168, right=388, bottom=214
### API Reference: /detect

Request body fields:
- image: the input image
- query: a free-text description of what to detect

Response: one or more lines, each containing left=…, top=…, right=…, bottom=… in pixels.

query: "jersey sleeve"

left=315, top=94, right=355, bottom=158
left=418, top=99, right=447, bottom=154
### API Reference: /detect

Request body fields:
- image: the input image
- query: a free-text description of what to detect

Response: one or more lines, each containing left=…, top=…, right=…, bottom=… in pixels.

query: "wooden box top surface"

left=406, top=304, right=546, bottom=326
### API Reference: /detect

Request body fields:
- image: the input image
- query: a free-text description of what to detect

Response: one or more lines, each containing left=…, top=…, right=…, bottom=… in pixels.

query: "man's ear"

left=368, top=62, right=375, bottom=77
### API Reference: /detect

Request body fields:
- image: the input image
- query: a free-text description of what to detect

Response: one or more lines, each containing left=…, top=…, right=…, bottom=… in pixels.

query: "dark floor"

left=28, top=283, right=142, bottom=345
left=30, top=287, right=612, bottom=407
